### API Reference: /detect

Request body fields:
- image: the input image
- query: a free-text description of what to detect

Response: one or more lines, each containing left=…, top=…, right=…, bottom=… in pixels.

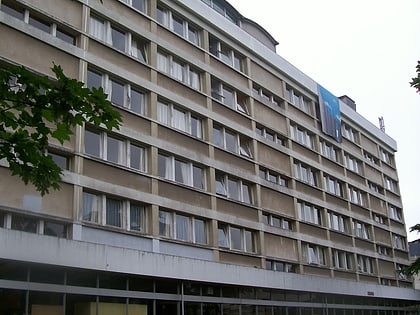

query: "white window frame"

left=344, top=153, right=361, bottom=174
left=215, top=173, right=253, bottom=204
left=259, top=167, right=287, bottom=187
left=157, top=101, right=203, bottom=138
left=323, top=175, right=343, bottom=197
left=262, top=213, right=291, bottom=230
left=294, top=161, right=318, bottom=187
left=209, top=35, right=243, bottom=71
left=121, top=0, right=146, bottom=13
left=302, top=243, right=325, bottom=266
left=341, top=123, right=358, bottom=143
left=256, top=126, right=285, bottom=146
left=393, top=234, right=407, bottom=250
left=389, top=205, right=403, bottom=222
left=211, top=79, right=249, bottom=114
left=332, top=250, right=353, bottom=271
left=298, top=202, right=322, bottom=226
left=320, top=140, right=338, bottom=162
left=353, top=220, right=371, bottom=240
left=286, top=87, right=312, bottom=114
left=357, top=255, right=374, bottom=274
left=347, top=186, right=365, bottom=206
left=213, top=125, right=252, bottom=158
left=289, top=124, right=313, bottom=149
left=217, top=223, right=256, bottom=253
left=328, top=211, right=348, bottom=233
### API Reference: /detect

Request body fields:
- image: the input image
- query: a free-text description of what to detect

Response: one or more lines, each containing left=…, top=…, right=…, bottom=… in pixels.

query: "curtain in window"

left=176, top=214, right=190, bottom=241
left=157, top=102, right=169, bottom=125
left=194, top=219, right=206, bottom=244
left=175, top=159, right=189, bottom=185
left=239, top=139, right=251, bottom=157
left=82, top=192, right=98, bottom=223
left=89, top=16, right=105, bottom=41
left=159, top=211, right=172, bottom=237
left=106, top=198, right=122, bottom=227
left=130, top=203, right=143, bottom=231
left=215, top=175, right=227, bottom=196
left=131, top=38, right=146, bottom=62
left=171, top=59, right=185, bottom=82
left=218, top=225, right=229, bottom=247
left=191, top=116, right=202, bottom=138
left=189, top=70, right=200, bottom=89
left=172, top=107, right=186, bottom=132
left=157, top=52, right=168, bottom=73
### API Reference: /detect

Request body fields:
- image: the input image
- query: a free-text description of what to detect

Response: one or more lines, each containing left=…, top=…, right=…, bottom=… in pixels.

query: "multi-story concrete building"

left=0, top=0, right=419, bottom=314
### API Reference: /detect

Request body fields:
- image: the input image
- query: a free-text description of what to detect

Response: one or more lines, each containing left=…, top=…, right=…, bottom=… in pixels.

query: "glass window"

left=175, top=159, right=188, bottom=185
left=0, top=2, right=24, bottom=19
left=110, top=80, right=124, bottom=106
left=89, top=16, right=105, bottom=41
left=172, top=15, right=184, bottom=36
left=130, top=88, right=145, bottom=114
left=106, top=198, right=122, bottom=227
left=87, top=70, right=102, bottom=89
left=131, top=37, right=147, bottom=62
left=11, top=215, right=37, bottom=233
left=49, top=152, right=68, bottom=170
left=44, top=222, right=66, bottom=238
left=130, top=203, right=145, bottom=232
left=192, top=165, right=204, bottom=189
left=176, top=214, right=190, bottom=241
left=227, top=178, right=239, bottom=200
left=107, top=136, right=123, bottom=164
left=132, top=0, right=146, bottom=12
left=84, top=130, right=100, bottom=157
left=230, top=226, right=241, bottom=250
left=111, top=26, right=126, bottom=51
left=130, top=144, right=145, bottom=171
left=194, top=219, right=206, bottom=244
left=82, top=192, right=99, bottom=223
left=159, top=211, right=172, bottom=237
left=218, top=224, right=229, bottom=248
left=29, top=15, right=50, bottom=33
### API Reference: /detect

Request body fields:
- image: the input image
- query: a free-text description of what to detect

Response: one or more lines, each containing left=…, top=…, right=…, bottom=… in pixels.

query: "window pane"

left=49, top=152, right=68, bottom=170
left=176, top=214, right=190, bottom=241
left=223, top=86, right=234, bottom=107
left=230, top=227, right=242, bottom=250
left=11, top=216, right=37, bottom=233
left=227, top=178, right=239, bottom=200
left=158, top=154, right=169, bottom=178
left=107, top=136, right=123, bottom=164
left=111, top=27, right=126, bottom=51
left=131, top=38, right=147, bottom=62
left=218, top=225, right=229, bottom=247
left=130, top=89, right=145, bottom=114
left=29, top=16, right=50, bottom=33
left=159, top=211, right=172, bottom=237
left=225, top=130, right=237, bottom=153
left=82, top=192, right=99, bottom=223
left=89, top=16, right=105, bottom=41
left=130, top=144, right=144, bottom=171
left=244, top=230, right=254, bottom=252
left=242, top=183, right=251, bottom=204
left=171, top=59, right=185, bottom=81
left=172, top=107, right=187, bottom=132
left=188, top=25, right=199, bottom=45
left=110, top=80, right=124, bottom=106
left=191, top=116, right=202, bottom=138
left=189, top=69, right=200, bottom=89
left=106, top=198, right=122, bottom=227
left=194, top=219, right=206, bottom=244
left=157, top=101, right=169, bottom=124
left=130, top=204, right=144, bottom=232
left=215, top=174, right=227, bottom=196
left=192, top=166, right=204, bottom=189
left=56, top=28, right=75, bottom=44
left=132, top=0, right=145, bottom=12
left=172, top=15, right=184, bottom=36
left=84, top=130, right=100, bottom=157
left=1, top=2, right=24, bottom=19
left=175, top=159, right=188, bottom=184
left=213, top=126, right=223, bottom=147
left=87, top=70, right=102, bottom=89
left=44, top=222, right=66, bottom=238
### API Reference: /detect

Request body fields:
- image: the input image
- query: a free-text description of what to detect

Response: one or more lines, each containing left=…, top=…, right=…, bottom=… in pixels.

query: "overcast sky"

left=227, top=0, right=420, bottom=241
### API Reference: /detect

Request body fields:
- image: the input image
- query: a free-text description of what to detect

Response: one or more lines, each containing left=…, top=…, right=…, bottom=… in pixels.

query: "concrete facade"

left=0, top=0, right=419, bottom=314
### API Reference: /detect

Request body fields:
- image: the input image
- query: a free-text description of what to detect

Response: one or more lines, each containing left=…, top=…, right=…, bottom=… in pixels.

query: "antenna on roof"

left=378, top=116, right=385, bottom=132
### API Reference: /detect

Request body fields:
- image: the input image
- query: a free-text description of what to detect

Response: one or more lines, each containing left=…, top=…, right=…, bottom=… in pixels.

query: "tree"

left=410, top=60, right=420, bottom=94
left=0, top=64, right=122, bottom=195
left=402, top=224, right=420, bottom=276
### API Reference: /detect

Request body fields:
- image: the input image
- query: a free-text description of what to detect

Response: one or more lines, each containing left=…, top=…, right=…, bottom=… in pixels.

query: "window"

left=121, top=0, right=146, bottom=13
left=43, top=221, right=67, bottom=238
left=158, top=210, right=207, bottom=245
left=298, top=201, right=322, bottom=226
left=157, top=51, right=201, bottom=89
left=353, top=221, right=371, bottom=240
left=1, top=1, right=76, bottom=44
left=157, top=101, right=203, bottom=138
left=332, top=250, right=353, bottom=271
left=202, top=0, right=239, bottom=23
left=289, top=124, right=314, bottom=149
left=253, top=84, right=280, bottom=106
left=82, top=191, right=147, bottom=232
left=265, top=260, right=295, bottom=273
left=87, top=69, right=146, bottom=115
left=262, top=213, right=292, bottom=230
left=213, top=125, right=252, bottom=158
left=286, top=87, right=312, bottom=114
left=84, top=128, right=146, bottom=171
left=157, top=6, right=200, bottom=45
left=364, top=151, right=379, bottom=165
left=368, top=181, right=384, bottom=194
left=357, top=255, right=374, bottom=274
left=344, top=154, right=361, bottom=174
left=209, top=35, right=244, bottom=71
left=389, top=205, right=403, bottom=222
left=384, top=176, right=399, bottom=194
left=323, top=175, right=343, bottom=197
left=302, top=243, right=326, bottom=266
left=294, top=161, right=319, bottom=187
left=89, top=15, right=147, bottom=62
left=82, top=191, right=100, bottom=223
left=11, top=215, right=38, bottom=233
left=328, top=211, right=349, bottom=233
left=48, top=151, right=69, bottom=170
left=347, top=186, right=365, bottom=206
left=256, top=125, right=286, bottom=146
left=373, top=213, right=386, bottom=225
left=341, top=123, right=358, bottom=143
left=393, top=234, right=407, bottom=251
left=259, top=167, right=288, bottom=187
left=158, top=154, right=205, bottom=190
left=319, top=140, right=339, bottom=162
left=218, top=223, right=256, bottom=253
left=380, top=148, right=394, bottom=166
left=211, top=78, right=249, bottom=114
left=377, top=245, right=391, bottom=256
left=215, top=173, right=253, bottom=204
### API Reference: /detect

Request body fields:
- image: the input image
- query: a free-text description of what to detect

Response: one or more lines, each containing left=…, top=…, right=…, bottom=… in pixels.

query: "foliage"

left=402, top=224, right=420, bottom=276
left=410, top=61, right=420, bottom=93
left=0, top=64, right=121, bottom=195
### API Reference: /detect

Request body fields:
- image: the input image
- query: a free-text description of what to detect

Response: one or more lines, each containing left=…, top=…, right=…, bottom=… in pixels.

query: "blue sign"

left=318, top=85, right=341, bottom=143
